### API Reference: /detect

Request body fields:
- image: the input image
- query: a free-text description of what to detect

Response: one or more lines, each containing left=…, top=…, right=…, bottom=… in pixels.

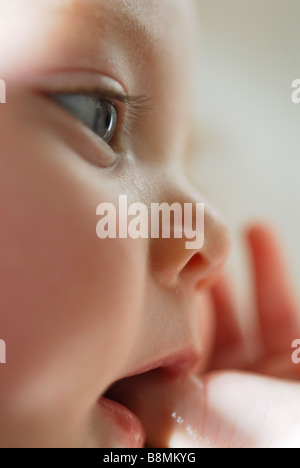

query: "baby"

left=0, top=0, right=299, bottom=448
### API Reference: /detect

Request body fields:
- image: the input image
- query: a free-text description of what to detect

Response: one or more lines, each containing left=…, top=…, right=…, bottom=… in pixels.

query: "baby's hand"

left=210, top=224, right=300, bottom=380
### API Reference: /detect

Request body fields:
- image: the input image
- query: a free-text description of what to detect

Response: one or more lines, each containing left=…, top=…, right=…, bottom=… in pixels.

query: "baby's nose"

left=149, top=184, right=231, bottom=289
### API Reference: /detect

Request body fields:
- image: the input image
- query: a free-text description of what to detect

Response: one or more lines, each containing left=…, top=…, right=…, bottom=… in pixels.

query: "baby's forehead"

left=71, top=0, right=192, bottom=22
left=63, top=0, right=194, bottom=48
left=0, top=0, right=197, bottom=79
left=50, top=0, right=195, bottom=86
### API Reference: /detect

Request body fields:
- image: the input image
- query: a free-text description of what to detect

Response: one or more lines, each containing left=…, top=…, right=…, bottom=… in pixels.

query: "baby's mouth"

left=98, top=393, right=146, bottom=448
left=100, top=350, right=203, bottom=448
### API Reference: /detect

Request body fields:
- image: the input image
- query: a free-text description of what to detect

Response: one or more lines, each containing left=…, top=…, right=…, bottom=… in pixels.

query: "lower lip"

left=98, top=397, right=145, bottom=448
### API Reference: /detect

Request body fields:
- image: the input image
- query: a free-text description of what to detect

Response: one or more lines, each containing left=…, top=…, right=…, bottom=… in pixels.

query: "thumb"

left=108, top=370, right=300, bottom=448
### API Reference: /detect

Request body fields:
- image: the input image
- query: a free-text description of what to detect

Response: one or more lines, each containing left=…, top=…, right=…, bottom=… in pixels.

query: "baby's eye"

left=52, top=94, right=117, bottom=144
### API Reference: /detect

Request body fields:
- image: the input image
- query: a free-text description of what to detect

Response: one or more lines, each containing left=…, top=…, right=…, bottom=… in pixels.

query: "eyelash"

left=105, top=92, right=151, bottom=141
left=49, top=88, right=151, bottom=146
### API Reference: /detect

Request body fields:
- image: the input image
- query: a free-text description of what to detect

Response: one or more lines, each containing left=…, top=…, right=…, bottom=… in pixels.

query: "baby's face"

left=0, top=0, right=230, bottom=447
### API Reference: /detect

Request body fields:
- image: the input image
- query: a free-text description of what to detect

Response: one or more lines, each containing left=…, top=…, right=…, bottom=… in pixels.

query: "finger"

left=108, top=370, right=300, bottom=448
left=256, top=352, right=300, bottom=380
left=247, top=225, right=299, bottom=355
left=209, top=275, right=250, bottom=370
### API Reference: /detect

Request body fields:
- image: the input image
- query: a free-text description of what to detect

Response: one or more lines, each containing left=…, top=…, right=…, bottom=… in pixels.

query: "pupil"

left=105, top=108, right=111, bottom=130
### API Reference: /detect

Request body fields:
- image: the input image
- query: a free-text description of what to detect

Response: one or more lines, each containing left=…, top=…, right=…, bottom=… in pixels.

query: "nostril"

left=180, top=253, right=210, bottom=286
left=185, top=253, right=206, bottom=272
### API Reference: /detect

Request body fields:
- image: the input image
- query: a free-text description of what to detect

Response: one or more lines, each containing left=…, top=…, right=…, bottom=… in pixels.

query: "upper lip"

left=118, top=347, right=201, bottom=381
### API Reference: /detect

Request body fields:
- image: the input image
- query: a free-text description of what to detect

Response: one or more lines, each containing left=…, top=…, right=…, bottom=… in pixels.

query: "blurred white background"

left=191, top=0, right=300, bottom=302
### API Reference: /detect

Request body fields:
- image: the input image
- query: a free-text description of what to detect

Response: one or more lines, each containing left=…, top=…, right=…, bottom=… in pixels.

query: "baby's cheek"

left=0, top=93, right=146, bottom=445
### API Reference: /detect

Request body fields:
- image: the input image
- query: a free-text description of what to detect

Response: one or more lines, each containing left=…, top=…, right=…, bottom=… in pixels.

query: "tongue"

left=108, top=369, right=212, bottom=448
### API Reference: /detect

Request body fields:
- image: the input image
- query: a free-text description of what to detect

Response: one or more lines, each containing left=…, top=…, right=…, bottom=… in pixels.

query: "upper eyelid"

left=90, top=90, right=153, bottom=137
left=48, top=88, right=153, bottom=135
left=47, top=87, right=152, bottom=113
left=29, top=70, right=153, bottom=133
left=87, top=90, right=153, bottom=124
left=27, top=69, right=150, bottom=111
